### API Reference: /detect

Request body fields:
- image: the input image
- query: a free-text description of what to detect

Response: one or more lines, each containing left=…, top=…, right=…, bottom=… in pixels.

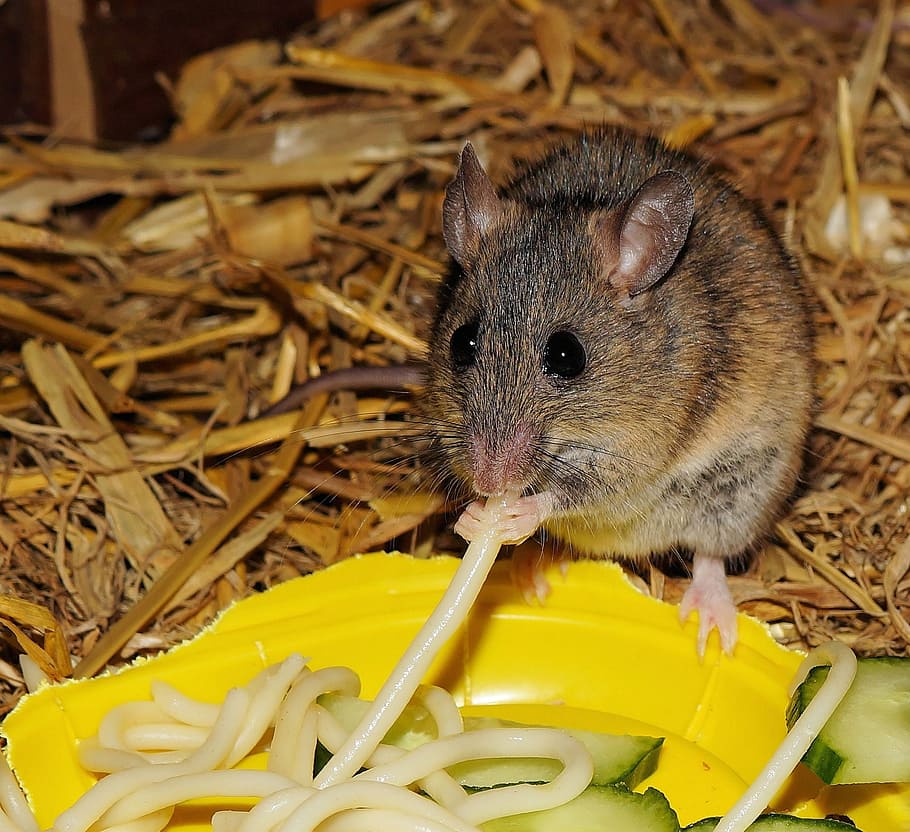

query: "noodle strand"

left=278, top=781, right=479, bottom=832
left=55, top=687, right=250, bottom=832
left=151, top=681, right=219, bottom=728
left=100, top=772, right=300, bottom=827
left=235, top=787, right=315, bottom=832
left=269, top=667, right=360, bottom=783
left=0, top=755, right=38, bottom=832
left=359, top=728, right=592, bottom=825
left=315, top=808, right=472, bottom=832
left=714, top=641, right=858, bottom=832
left=314, top=497, right=512, bottom=788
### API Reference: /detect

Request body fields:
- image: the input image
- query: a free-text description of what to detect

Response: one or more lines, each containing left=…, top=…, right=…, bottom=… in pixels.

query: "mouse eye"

left=543, top=331, right=586, bottom=379
left=450, top=320, right=480, bottom=370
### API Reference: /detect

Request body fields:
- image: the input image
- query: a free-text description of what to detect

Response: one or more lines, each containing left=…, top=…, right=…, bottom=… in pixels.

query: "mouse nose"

left=469, top=422, right=537, bottom=496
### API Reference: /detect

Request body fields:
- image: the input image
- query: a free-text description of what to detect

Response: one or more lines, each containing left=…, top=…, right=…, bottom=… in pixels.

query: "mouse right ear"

left=443, top=143, right=502, bottom=266
left=603, top=170, right=695, bottom=301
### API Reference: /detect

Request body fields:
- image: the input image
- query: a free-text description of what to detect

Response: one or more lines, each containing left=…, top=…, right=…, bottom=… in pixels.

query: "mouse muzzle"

left=468, top=421, right=538, bottom=496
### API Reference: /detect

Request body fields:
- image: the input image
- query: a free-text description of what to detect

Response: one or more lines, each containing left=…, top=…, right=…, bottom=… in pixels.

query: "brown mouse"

left=267, top=126, right=812, bottom=654
left=421, top=126, right=813, bottom=654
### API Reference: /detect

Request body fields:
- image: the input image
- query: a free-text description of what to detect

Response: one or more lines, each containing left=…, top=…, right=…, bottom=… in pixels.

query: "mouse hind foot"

left=509, top=539, right=570, bottom=604
left=679, top=553, right=738, bottom=656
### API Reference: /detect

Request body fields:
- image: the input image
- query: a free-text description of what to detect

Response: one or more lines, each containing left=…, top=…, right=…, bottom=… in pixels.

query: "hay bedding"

left=0, top=0, right=907, bottom=710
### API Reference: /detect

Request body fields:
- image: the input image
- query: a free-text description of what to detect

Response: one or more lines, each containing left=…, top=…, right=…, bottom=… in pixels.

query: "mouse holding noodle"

left=267, top=126, right=813, bottom=655
left=421, top=126, right=813, bottom=655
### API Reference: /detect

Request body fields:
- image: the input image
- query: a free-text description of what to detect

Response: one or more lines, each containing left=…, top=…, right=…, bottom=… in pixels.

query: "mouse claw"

left=683, top=600, right=738, bottom=657
left=679, top=555, right=739, bottom=656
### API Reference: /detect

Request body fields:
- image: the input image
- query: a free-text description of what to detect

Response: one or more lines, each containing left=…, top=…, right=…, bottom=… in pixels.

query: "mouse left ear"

left=443, top=143, right=502, bottom=267
left=600, top=170, right=695, bottom=300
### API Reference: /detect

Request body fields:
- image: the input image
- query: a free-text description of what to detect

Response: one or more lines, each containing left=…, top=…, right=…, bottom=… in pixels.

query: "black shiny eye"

left=450, top=320, right=480, bottom=370
left=543, top=331, right=586, bottom=379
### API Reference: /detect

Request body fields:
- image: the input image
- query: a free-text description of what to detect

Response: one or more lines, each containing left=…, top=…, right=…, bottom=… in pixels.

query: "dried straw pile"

left=0, top=0, right=907, bottom=711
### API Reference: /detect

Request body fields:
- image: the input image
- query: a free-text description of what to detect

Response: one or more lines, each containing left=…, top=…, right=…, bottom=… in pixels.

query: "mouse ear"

left=607, top=170, right=695, bottom=299
left=443, top=143, right=502, bottom=266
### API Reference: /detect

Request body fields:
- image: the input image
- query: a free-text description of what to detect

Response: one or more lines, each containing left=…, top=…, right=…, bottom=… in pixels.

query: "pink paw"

left=453, top=499, right=487, bottom=542
left=679, top=555, right=739, bottom=656
left=454, top=494, right=551, bottom=547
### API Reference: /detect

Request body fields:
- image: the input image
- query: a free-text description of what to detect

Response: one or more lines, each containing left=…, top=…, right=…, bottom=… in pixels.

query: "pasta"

left=0, top=752, right=37, bottom=832
left=49, top=658, right=591, bottom=832
left=0, top=496, right=863, bottom=832
left=712, top=641, right=858, bottom=832
left=313, top=494, right=517, bottom=788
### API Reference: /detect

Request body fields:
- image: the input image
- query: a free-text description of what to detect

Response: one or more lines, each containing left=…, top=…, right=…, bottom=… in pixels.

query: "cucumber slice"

left=456, top=717, right=661, bottom=788
left=481, top=784, right=679, bottom=832
left=315, top=693, right=662, bottom=788
left=685, top=814, right=860, bottom=831
left=318, top=691, right=437, bottom=751
left=786, top=656, right=910, bottom=784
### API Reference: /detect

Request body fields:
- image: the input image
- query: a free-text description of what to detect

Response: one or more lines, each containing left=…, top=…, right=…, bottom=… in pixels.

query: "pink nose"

left=469, top=423, right=537, bottom=495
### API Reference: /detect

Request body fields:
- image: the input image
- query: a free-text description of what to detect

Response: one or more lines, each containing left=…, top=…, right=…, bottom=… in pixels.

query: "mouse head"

left=443, top=142, right=695, bottom=309
left=428, top=142, right=698, bottom=500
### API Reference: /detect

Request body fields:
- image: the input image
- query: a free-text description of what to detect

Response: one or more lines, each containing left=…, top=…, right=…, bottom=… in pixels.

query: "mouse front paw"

left=679, top=554, right=739, bottom=656
left=453, top=499, right=488, bottom=542
left=454, top=492, right=553, bottom=546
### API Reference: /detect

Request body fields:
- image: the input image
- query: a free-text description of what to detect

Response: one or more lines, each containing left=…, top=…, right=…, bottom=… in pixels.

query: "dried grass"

left=0, top=0, right=908, bottom=710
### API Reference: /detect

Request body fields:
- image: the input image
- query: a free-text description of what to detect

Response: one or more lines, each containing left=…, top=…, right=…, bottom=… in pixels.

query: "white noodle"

left=786, top=641, right=855, bottom=696
left=316, top=808, right=472, bottom=832
left=313, top=702, right=461, bottom=790
left=55, top=687, right=250, bottom=832
left=0, top=753, right=38, bottom=832
left=313, top=702, right=467, bottom=812
left=225, top=655, right=307, bottom=768
left=278, top=781, right=480, bottom=832
left=99, top=771, right=300, bottom=827
left=0, top=813, right=25, bottom=832
left=76, top=740, right=149, bottom=773
left=151, top=681, right=219, bottom=727
left=98, top=703, right=168, bottom=751
left=92, top=808, right=173, bottom=832
left=121, top=724, right=209, bottom=752
left=226, top=779, right=472, bottom=832
left=269, top=667, right=360, bottom=782
left=17, top=656, right=46, bottom=696
left=212, top=810, right=246, bottom=832
left=358, top=727, right=592, bottom=825
left=412, top=686, right=464, bottom=738
left=405, top=685, right=469, bottom=809
left=714, top=641, right=858, bottom=832
left=79, top=738, right=194, bottom=771
left=291, top=709, right=319, bottom=786
left=314, top=706, right=402, bottom=768
left=236, top=787, right=314, bottom=832
left=154, top=689, right=248, bottom=774
left=90, top=657, right=310, bottom=773
left=314, top=496, right=513, bottom=787
left=413, top=768, right=469, bottom=813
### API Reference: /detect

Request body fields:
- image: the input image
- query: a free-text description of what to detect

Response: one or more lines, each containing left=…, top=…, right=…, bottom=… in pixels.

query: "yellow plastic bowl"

left=3, top=554, right=908, bottom=830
